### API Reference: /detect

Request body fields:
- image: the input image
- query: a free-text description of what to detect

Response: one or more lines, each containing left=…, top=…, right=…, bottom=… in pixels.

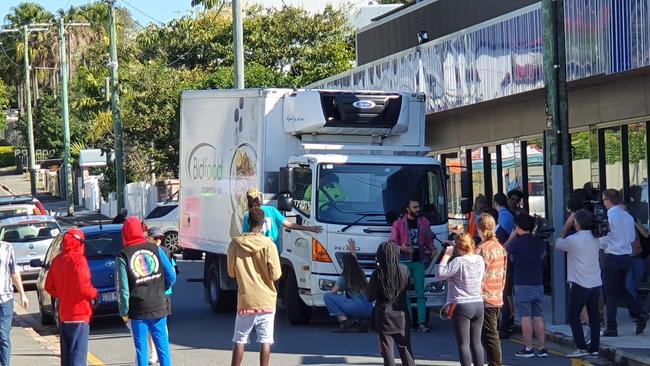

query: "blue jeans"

left=0, top=300, right=13, bottom=366
left=60, top=322, right=89, bottom=366
left=626, top=258, right=646, bottom=299
left=131, top=317, right=171, bottom=366
left=323, top=293, right=372, bottom=318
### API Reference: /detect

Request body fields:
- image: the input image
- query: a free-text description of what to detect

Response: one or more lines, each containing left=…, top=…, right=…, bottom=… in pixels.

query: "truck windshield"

left=313, top=163, right=446, bottom=226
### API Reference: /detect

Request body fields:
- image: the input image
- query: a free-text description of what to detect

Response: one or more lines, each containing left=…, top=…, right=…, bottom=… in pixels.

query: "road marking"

left=510, top=337, right=595, bottom=365
left=87, top=352, right=105, bottom=366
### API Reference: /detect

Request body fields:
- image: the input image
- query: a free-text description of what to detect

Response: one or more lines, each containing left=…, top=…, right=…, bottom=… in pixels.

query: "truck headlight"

left=425, top=281, right=446, bottom=294
left=319, top=279, right=336, bottom=291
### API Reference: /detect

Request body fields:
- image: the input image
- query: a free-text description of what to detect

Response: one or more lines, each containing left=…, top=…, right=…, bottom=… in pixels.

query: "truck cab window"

left=291, top=167, right=312, bottom=217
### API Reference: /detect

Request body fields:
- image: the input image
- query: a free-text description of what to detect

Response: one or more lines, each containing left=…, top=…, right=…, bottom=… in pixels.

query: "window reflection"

left=604, top=127, right=623, bottom=191
left=571, top=131, right=591, bottom=191
left=469, top=148, right=485, bottom=200
left=527, top=139, right=545, bottom=217
left=628, top=123, right=648, bottom=226
left=445, top=154, right=464, bottom=219
left=501, top=142, right=522, bottom=193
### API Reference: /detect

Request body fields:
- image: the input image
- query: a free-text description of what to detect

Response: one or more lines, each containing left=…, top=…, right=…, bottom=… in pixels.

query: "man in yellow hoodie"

left=227, top=207, right=282, bottom=366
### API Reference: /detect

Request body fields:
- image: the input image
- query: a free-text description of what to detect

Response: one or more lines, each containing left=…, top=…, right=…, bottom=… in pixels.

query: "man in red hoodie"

left=45, top=228, right=98, bottom=366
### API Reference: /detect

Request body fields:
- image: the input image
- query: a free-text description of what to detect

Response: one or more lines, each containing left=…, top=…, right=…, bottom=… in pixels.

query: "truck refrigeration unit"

left=179, top=88, right=449, bottom=324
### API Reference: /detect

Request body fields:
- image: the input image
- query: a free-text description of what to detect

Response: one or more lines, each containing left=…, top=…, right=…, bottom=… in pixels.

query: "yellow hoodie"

left=227, top=232, right=282, bottom=311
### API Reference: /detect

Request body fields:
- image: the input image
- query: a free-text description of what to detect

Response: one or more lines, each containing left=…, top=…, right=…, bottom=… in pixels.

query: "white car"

left=144, top=202, right=180, bottom=253
left=0, top=215, right=61, bottom=280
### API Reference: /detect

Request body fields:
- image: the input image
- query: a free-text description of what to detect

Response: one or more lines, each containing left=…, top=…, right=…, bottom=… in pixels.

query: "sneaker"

left=537, top=348, right=549, bottom=358
left=416, top=324, right=429, bottom=333
left=333, top=319, right=357, bottom=332
left=589, top=351, right=599, bottom=358
left=149, top=348, right=158, bottom=365
left=515, top=347, right=535, bottom=358
left=636, top=314, right=648, bottom=335
left=565, top=349, right=589, bottom=358
left=601, top=329, right=618, bottom=337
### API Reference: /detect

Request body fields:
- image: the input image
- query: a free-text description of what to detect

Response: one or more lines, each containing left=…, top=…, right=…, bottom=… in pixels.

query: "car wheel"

left=163, top=231, right=181, bottom=254
left=39, top=296, right=54, bottom=326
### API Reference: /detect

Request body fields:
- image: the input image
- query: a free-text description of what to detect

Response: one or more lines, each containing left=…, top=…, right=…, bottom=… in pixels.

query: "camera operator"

left=599, top=189, right=648, bottom=336
left=556, top=209, right=601, bottom=358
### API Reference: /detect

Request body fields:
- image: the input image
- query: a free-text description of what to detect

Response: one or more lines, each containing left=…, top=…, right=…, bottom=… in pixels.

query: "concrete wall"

left=427, top=71, right=650, bottom=151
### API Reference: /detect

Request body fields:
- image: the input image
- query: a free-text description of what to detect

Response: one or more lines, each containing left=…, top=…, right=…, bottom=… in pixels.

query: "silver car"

left=0, top=215, right=61, bottom=280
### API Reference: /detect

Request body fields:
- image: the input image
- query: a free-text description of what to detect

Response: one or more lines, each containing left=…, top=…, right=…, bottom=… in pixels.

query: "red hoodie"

left=122, top=216, right=147, bottom=247
left=45, top=228, right=98, bottom=322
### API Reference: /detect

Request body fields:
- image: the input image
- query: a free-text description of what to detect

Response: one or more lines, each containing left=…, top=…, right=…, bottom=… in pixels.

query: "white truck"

left=179, top=88, right=449, bottom=324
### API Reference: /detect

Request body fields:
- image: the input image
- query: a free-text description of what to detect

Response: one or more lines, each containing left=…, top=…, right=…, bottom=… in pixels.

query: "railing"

left=310, top=0, right=650, bottom=115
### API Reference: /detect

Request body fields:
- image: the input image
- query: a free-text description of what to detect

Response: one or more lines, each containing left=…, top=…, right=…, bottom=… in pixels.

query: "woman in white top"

left=436, top=233, right=485, bottom=366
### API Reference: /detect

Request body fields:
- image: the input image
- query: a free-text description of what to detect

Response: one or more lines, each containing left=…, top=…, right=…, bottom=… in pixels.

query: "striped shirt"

left=476, top=239, right=508, bottom=307
left=0, top=241, right=17, bottom=304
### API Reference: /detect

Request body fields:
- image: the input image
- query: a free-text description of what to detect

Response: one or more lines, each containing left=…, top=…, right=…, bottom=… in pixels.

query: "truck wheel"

left=163, top=231, right=181, bottom=254
left=284, top=270, right=312, bottom=324
left=207, top=265, right=235, bottom=313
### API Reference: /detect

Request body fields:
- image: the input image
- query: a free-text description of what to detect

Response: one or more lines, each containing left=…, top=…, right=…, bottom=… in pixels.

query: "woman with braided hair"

left=367, top=242, right=415, bottom=366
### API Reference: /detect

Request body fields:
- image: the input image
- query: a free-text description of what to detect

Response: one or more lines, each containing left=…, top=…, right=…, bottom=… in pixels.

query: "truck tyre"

left=284, top=270, right=312, bottom=324
left=207, top=265, right=235, bottom=313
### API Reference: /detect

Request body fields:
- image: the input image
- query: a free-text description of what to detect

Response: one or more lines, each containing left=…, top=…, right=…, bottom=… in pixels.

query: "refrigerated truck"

left=179, top=88, right=449, bottom=324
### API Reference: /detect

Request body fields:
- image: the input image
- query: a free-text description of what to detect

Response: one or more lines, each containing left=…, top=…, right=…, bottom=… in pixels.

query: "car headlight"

left=319, top=279, right=336, bottom=291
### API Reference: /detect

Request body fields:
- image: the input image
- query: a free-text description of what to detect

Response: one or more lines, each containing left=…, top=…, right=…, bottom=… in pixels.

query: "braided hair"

left=375, top=242, right=407, bottom=302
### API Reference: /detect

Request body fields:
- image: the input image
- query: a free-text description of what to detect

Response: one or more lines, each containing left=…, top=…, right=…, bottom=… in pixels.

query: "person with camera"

left=506, top=213, right=548, bottom=358
left=556, top=209, right=602, bottom=358
left=436, top=233, right=485, bottom=366
left=599, top=189, right=649, bottom=336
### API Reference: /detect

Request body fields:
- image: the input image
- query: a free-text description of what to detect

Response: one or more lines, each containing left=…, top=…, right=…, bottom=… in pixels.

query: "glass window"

left=571, top=131, right=591, bottom=191
left=489, top=146, right=498, bottom=196
left=469, top=148, right=485, bottom=200
left=0, top=221, right=60, bottom=242
left=501, top=142, right=522, bottom=193
left=604, top=127, right=623, bottom=191
left=85, top=232, right=123, bottom=258
left=444, top=154, right=464, bottom=219
left=315, top=163, right=447, bottom=226
left=526, top=139, right=545, bottom=217
left=628, top=123, right=648, bottom=226
left=291, top=167, right=312, bottom=216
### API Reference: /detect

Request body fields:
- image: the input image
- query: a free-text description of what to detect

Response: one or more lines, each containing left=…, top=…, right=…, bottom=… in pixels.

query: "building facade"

left=311, top=0, right=650, bottom=226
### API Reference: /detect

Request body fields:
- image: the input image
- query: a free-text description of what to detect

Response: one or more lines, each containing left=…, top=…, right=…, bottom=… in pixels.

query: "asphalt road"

left=18, top=260, right=582, bottom=366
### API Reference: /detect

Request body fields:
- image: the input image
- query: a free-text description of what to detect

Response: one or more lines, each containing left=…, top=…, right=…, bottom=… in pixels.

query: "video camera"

left=567, top=190, right=608, bottom=237
left=591, top=201, right=609, bottom=237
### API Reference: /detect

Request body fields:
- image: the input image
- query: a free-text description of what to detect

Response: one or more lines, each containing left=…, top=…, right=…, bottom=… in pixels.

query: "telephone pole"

left=59, top=18, right=90, bottom=216
left=232, top=0, right=244, bottom=88
left=543, top=0, right=571, bottom=325
left=107, top=0, right=125, bottom=211
left=1, top=25, right=49, bottom=197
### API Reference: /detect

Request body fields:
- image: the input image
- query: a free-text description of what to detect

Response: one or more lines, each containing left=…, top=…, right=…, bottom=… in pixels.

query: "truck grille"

left=336, top=252, right=377, bottom=271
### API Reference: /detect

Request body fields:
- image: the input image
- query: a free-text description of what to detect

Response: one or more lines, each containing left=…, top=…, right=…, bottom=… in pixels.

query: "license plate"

left=20, top=264, right=34, bottom=272
left=100, top=291, right=118, bottom=303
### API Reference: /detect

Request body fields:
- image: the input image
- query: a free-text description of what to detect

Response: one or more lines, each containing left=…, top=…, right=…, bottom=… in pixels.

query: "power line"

left=119, top=0, right=166, bottom=25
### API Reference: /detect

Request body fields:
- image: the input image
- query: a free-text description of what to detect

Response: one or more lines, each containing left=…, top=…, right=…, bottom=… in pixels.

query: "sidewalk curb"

left=13, top=301, right=60, bottom=357
left=513, top=323, right=649, bottom=365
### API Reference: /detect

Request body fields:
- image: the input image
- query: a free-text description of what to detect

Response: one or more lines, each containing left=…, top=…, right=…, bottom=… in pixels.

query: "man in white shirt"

left=556, top=209, right=601, bottom=357
left=599, top=189, right=648, bottom=336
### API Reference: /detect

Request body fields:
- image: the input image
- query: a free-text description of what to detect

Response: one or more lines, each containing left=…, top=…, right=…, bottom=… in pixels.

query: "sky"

left=0, top=0, right=195, bottom=26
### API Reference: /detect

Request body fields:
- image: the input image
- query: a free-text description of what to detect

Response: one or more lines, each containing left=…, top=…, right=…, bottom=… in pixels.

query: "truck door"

left=281, top=165, right=314, bottom=293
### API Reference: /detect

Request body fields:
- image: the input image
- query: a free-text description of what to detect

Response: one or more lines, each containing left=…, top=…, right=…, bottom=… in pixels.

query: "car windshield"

left=0, top=206, right=33, bottom=220
left=312, top=163, right=446, bottom=226
left=0, top=222, right=60, bottom=242
left=85, top=232, right=123, bottom=258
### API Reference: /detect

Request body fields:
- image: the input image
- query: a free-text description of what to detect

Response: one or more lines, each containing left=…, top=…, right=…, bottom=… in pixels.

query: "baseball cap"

left=246, top=188, right=262, bottom=199
left=147, top=227, right=164, bottom=239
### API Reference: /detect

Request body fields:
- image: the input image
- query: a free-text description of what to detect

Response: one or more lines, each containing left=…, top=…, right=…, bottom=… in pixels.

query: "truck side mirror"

left=279, top=167, right=292, bottom=194
left=277, top=192, right=293, bottom=212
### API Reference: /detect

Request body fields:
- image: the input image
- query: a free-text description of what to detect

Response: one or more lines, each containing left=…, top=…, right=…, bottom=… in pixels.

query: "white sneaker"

left=565, top=349, right=589, bottom=358
left=149, top=352, right=158, bottom=365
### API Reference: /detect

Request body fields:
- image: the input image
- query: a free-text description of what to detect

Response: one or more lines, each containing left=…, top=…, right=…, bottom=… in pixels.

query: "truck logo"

left=352, top=100, right=376, bottom=109
left=186, top=143, right=223, bottom=181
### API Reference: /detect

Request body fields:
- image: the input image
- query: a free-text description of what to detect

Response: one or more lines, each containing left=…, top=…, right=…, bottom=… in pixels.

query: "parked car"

left=32, top=224, right=124, bottom=326
left=0, top=195, right=48, bottom=219
left=144, top=202, right=180, bottom=253
left=0, top=215, right=61, bottom=280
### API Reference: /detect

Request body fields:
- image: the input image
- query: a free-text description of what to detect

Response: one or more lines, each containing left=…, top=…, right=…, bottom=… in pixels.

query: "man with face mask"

left=390, top=200, right=437, bottom=332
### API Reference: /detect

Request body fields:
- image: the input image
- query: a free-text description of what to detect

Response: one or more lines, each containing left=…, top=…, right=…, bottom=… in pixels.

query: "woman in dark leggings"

left=437, top=233, right=486, bottom=366
left=367, top=242, right=415, bottom=366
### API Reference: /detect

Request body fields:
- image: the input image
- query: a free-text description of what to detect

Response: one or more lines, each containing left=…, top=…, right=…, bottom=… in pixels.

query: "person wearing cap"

left=243, top=188, right=322, bottom=253
left=117, top=217, right=176, bottom=366
left=45, top=228, right=98, bottom=366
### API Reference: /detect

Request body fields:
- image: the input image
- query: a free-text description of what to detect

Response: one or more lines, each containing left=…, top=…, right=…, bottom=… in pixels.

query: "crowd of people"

left=2, top=182, right=650, bottom=366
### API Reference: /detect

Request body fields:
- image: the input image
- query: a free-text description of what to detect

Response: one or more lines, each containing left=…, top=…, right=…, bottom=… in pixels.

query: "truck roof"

left=298, top=154, right=441, bottom=165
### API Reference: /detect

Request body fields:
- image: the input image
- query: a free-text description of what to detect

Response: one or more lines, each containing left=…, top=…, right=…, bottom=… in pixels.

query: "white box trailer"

left=179, top=88, right=449, bottom=324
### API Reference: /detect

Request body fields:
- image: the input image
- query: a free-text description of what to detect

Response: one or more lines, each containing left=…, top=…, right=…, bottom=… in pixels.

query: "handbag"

left=440, top=302, right=457, bottom=320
